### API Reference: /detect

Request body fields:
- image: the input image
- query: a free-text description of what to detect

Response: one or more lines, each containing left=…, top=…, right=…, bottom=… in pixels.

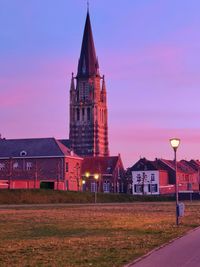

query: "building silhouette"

left=69, top=10, right=109, bottom=157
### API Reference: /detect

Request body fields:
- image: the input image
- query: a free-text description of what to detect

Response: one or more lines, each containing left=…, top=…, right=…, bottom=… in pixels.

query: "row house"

left=0, top=138, right=83, bottom=190
left=130, top=158, right=200, bottom=195
left=159, top=159, right=199, bottom=192
left=81, top=155, right=125, bottom=193
left=130, top=158, right=174, bottom=195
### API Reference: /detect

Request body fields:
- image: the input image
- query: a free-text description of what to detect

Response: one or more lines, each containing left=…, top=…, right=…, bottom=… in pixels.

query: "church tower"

left=69, top=10, right=109, bottom=157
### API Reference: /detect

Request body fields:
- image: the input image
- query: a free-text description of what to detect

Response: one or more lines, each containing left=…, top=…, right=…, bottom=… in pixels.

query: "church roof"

left=77, top=11, right=99, bottom=78
left=0, top=138, right=79, bottom=158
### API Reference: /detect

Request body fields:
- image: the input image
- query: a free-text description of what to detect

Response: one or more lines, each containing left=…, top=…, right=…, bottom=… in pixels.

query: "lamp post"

left=170, top=138, right=180, bottom=226
left=94, top=173, right=99, bottom=203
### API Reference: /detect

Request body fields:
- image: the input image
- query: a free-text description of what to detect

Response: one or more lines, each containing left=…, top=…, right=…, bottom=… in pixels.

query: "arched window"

left=77, top=108, right=80, bottom=121
left=82, top=108, right=85, bottom=120
left=87, top=107, right=90, bottom=121
left=77, top=90, right=79, bottom=102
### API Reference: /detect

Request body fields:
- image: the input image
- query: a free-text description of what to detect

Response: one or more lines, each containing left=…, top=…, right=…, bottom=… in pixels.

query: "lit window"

left=0, top=163, right=5, bottom=171
left=26, top=162, right=32, bottom=171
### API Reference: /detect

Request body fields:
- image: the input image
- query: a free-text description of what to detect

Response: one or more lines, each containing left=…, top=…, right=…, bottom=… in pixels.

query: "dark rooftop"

left=0, top=138, right=78, bottom=158
left=82, top=156, right=120, bottom=175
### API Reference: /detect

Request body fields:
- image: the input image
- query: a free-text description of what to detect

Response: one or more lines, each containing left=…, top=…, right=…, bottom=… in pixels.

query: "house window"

left=13, top=162, right=19, bottom=170
left=26, top=162, right=32, bottom=171
left=149, top=184, right=158, bottom=193
left=136, top=174, right=141, bottom=182
left=151, top=174, right=155, bottom=181
left=66, top=163, right=69, bottom=172
left=103, top=181, right=110, bottom=193
left=0, top=163, right=5, bottom=171
left=91, top=182, right=97, bottom=192
left=134, top=184, right=143, bottom=193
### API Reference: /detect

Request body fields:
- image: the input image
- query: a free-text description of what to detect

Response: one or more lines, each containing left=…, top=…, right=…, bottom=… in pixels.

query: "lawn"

left=0, top=202, right=200, bottom=267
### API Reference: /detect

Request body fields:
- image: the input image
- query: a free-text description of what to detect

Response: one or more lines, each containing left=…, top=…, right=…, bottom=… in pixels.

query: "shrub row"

left=0, top=189, right=175, bottom=204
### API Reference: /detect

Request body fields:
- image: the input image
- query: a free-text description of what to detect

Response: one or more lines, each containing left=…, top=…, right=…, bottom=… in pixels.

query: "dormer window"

left=20, top=150, right=27, bottom=157
left=0, top=163, right=5, bottom=171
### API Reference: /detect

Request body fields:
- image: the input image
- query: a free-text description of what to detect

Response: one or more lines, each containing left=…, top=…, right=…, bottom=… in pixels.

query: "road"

left=127, top=227, right=200, bottom=267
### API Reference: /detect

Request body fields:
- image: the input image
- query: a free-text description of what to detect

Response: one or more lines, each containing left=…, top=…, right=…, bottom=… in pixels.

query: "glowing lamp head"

left=170, top=138, right=180, bottom=151
left=82, top=180, right=86, bottom=185
left=85, top=172, right=90, bottom=178
left=94, top=174, right=99, bottom=180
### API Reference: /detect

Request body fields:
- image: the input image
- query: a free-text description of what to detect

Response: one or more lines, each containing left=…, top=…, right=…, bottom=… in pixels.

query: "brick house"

left=130, top=158, right=174, bottom=195
left=129, top=158, right=200, bottom=195
left=0, top=138, right=82, bottom=190
left=81, top=155, right=125, bottom=193
left=159, top=159, right=199, bottom=192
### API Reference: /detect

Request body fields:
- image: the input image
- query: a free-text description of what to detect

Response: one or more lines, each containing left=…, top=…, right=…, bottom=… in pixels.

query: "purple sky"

left=1, top=0, right=200, bottom=167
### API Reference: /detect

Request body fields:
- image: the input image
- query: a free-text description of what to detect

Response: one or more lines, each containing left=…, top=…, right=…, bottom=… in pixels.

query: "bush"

left=0, top=190, right=175, bottom=204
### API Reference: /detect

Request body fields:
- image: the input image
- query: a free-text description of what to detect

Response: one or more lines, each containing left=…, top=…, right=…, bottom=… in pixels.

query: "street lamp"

left=170, top=138, right=180, bottom=225
left=85, top=172, right=90, bottom=178
left=94, top=173, right=99, bottom=203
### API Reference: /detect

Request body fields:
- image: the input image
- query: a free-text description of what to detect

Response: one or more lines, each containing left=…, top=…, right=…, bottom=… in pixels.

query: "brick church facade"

left=69, top=11, right=109, bottom=157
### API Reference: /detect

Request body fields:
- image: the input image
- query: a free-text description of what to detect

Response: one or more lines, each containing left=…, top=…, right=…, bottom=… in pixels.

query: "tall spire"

left=77, top=11, right=99, bottom=77
left=87, top=0, right=89, bottom=13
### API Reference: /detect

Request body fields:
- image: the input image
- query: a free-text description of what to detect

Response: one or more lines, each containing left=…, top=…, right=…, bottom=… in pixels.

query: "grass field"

left=0, top=202, right=200, bottom=267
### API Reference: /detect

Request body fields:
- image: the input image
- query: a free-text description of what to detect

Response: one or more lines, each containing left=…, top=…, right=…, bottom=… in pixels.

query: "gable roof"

left=189, top=160, right=200, bottom=170
left=81, top=156, right=121, bottom=175
left=59, top=139, right=71, bottom=149
left=0, top=138, right=80, bottom=158
left=179, top=160, right=197, bottom=174
left=130, top=158, right=165, bottom=171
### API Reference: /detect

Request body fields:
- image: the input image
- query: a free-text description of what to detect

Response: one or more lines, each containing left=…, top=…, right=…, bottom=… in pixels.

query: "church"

left=0, top=9, right=125, bottom=193
left=69, top=10, right=109, bottom=157
left=68, top=9, right=125, bottom=193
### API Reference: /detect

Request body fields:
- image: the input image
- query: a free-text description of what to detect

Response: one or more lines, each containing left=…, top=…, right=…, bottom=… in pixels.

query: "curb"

left=124, top=225, right=200, bottom=267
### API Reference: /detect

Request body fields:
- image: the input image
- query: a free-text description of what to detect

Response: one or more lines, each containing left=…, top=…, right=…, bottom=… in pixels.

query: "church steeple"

left=77, top=11, right=99, bottom=78
left=69, top=10, right=109, bottom=157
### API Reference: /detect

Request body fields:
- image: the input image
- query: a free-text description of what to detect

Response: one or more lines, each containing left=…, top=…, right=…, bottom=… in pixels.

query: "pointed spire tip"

left=87, top=0, right=89, bottom=13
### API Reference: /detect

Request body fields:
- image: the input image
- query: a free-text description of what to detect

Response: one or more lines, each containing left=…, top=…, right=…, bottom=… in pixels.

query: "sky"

left=1, top=0, right=200, bottom=167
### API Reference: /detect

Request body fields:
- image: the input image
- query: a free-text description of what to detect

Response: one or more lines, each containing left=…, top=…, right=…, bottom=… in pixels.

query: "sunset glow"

left=1, top=0, right=200, bottom=167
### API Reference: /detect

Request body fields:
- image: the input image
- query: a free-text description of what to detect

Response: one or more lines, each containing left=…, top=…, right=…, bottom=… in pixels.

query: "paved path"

left=128, top=227, right=200, bottom=267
